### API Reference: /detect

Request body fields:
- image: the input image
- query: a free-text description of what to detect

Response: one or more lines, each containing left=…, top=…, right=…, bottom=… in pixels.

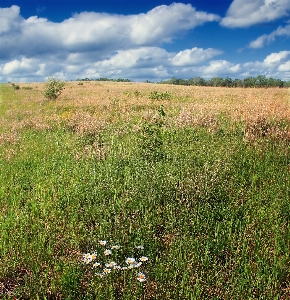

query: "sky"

left=0, top=0, right=290, bottom=82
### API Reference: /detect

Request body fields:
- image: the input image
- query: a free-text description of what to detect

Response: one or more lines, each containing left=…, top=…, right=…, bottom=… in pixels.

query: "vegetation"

left=77, top=78, right=132, bottom=82
left=44, top=77, right=66, bottom=100
left=149, top=91, right=172, bottom=101
left=158, top=75, right=290, bottom=88
left=9, top=82, right=20, bottom=90
left=0, top=82, right=290, bottom=299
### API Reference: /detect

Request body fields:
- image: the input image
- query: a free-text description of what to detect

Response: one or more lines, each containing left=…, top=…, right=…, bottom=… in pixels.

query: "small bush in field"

left=11, top=83, right=20, bottom=90
left=44, top=77, right=65, bottom=100
left=149, top=91, right=171, bottom=100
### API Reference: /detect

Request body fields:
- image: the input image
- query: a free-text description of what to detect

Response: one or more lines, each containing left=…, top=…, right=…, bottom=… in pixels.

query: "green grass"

left=0, top=84, right=290, bottom=299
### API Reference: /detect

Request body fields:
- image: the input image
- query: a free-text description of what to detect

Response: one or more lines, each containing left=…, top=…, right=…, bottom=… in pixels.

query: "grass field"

left=0, top=81, right=290, bottom=299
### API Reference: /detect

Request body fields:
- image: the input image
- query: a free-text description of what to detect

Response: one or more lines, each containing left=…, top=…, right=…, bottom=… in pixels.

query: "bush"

left=149, top=90, right=171, bottom=100
left=11, top=83, right=20, bottom=90
left=44, top=77, right=65, bottom=100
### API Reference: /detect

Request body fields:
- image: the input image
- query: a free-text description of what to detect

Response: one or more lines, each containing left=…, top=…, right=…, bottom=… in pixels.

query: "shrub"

left=44, top=77, right=65, bottom=100
left=11, top=83, right=20, bottom=90
left=149, top=91, right=171, bottom=100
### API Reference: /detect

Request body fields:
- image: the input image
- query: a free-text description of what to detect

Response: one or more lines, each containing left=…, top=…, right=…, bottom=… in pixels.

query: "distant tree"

left=208, top=77, right=224, bottom=87
left=192, top=77, right=207, bottom=86
left=157, top=75, right=288, bottom=88
left=233, top=79, right=244, bottom=87
left=255, top=75, right=267, bottom=87
left=224, top=77, right=233, bottom=87
left=243, top=77, right=255, bottom=88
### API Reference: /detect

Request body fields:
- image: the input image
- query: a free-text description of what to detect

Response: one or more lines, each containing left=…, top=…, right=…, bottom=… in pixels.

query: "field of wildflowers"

left=0, top=82, right=290, bottom=299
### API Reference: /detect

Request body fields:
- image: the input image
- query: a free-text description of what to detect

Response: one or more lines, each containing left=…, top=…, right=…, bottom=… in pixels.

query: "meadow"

left=0, top=81, right=290, bottom=299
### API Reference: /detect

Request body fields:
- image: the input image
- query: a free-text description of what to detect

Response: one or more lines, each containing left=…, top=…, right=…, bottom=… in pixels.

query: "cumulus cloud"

left=0, top=46, right=223, bottom=82
left=3, top=48, right=290, bottom=82
left=130, top=3, right=221, bottom=44
left=249, top=23, right=290, bottom=48
left=239, top=51, right=290, bottom=79
left=200, top=60, right=241, bottom=76
left=1, top=4, right=290, bottom=82
left=263, top=51, right=290, bottom=65
left=169, top=48, right=223, bottom=66
left=221, top=0, right=290, bottom=28
left=0, top=5, right=22, bottom=34
left=278, top=61, right=290, bottom=71
left=0, top=4, right=220, bottom=61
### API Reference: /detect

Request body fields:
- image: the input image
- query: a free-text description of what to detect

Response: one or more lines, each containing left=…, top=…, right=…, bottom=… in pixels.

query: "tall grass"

left=0, top=83, right=290, bottom=299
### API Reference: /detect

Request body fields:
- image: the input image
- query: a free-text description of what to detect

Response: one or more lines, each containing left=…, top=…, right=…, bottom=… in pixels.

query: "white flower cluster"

left=82, top=241, right=148, bottom=282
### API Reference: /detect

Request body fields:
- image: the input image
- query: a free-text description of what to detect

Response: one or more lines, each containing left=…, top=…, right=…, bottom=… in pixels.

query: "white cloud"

left=1, top=5, right=290, bottom=82
left=169, top=48, right=223, bottom=66
left=0, top=4, right=220, bottom=60
left=1, top=49, right=290, bottom=82
left=2, top=57, right=40, bottom=75
left=263, top=51, right=290, bottom=65
left=221, top=0, right=290, bottom=28
left=237, top=51, right=290, bottom=79
left=130, top=3, right=221, bottom=45
left=249, top=23, right=290, bottom=48
left=0, top=46, right=223, bottom=82
left=278, top=61, right=290, bottom=71
left=0, top=5, right=22, bottom=33
left=200, top=60, right=241, bottom=77
left=93, top=47, right=169, bottom=70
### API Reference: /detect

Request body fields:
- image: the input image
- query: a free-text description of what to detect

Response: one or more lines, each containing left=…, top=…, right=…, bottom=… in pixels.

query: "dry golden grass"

left=59, top=82, right=290, bottom=121
left=4, top=82, right=290, bottom=138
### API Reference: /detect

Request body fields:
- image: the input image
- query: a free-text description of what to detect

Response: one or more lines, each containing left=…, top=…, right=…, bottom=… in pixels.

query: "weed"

left=149, top=91, right=172, bottom=100
left=139, top=106, right=167, bottom=161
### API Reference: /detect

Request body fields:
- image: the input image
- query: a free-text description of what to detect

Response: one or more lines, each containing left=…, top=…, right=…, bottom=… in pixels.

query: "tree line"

left=76, top=78, right=132, bottom=82
left=157, top=75, right=290, bottom=88
left=75, top=76, right=290, bottom=88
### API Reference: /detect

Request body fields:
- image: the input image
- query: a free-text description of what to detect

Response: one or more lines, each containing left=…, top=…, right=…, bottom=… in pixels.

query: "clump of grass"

left=0, top=131, right=19, bottom=145
left=149, top=91, right=172, bottom=100
left=244, top=116, right=290, bottom=142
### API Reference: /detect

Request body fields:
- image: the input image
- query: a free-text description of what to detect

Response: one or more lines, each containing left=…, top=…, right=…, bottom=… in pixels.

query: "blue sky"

left=1, top=0, right=290, bottom=82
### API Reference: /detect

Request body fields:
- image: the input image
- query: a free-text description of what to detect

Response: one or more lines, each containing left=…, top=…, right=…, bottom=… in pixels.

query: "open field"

left=0, top=82, right=290, bottom=299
